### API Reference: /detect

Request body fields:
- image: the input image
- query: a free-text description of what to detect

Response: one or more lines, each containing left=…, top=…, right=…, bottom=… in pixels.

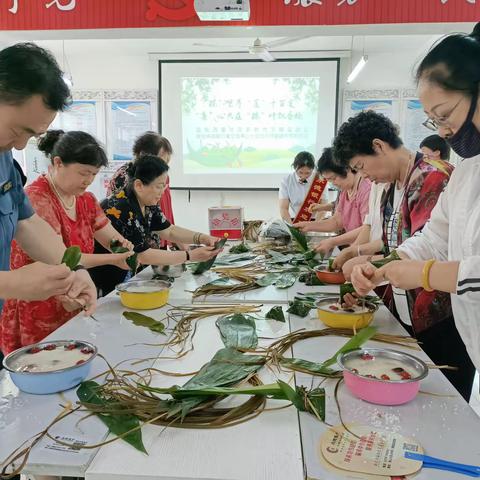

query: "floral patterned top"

left=381, top=153, right=454, bottom=334
left=101, top=188, right=171, bottom=253
left=107, top=162, right=175, bottom=239
left=0, top=175, right=109, bottom=354
left=89, top=188, right=172, bottom=296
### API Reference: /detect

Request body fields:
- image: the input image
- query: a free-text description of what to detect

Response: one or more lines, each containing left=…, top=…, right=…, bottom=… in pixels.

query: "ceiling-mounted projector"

left=194, top=0, right=250, bottom=21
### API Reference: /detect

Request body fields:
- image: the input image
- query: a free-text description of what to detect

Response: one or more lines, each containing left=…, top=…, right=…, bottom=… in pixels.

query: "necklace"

left=346, top=175, right=361, bottom=200
left=48, top=173, right=76, bottom=211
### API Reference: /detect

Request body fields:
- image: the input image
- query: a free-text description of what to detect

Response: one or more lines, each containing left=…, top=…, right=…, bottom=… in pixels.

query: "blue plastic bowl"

left=2, top=340, right=97, bottom=395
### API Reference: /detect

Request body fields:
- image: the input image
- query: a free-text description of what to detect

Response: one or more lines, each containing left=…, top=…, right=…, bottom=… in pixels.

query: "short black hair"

left=316, top=147, right=348, bottom=178
left=292, top=151, right=315, bottom=170
left=416, top=23, right=480, bottom=96
left=126, top=154, right=169, bottom=187
left=133, top=131, right=172, bottom=158
left=0, top=42, right=70, bottom=111
left=419, top=134, right=451, bottom=160
left=333, top=111, right=403, bottom=166
left=38, top=130, right=108, bottom=168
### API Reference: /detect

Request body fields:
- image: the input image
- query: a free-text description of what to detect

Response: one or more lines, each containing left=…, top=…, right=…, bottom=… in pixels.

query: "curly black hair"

left=333, top=111, right=403, bottom=167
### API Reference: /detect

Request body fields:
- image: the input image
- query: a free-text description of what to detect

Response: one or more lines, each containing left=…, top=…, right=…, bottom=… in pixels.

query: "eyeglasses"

left=422, top=96, right=464, bottom=131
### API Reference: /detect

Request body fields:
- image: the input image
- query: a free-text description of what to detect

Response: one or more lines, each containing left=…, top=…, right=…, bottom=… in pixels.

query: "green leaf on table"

left=280, top=357, right=338, bottom=376
left=123, top=311, right=166, bottom=334
left=169, top=348, right=265, bottom=419
left=216, top=313, right=258, bottom=349
left=77, top=381, right=147, bottom=454
left=286, top=224, right=309, bottom=253
left=322, top=326, right=377, bottom=368
left=287, top=299, right=314, bottom=317
left=306, top=387, right=326, bottom=421
left=274, top=272, right=297, bottom=289
left=213, top=252, right=256, bottom=265
left=255, top=272, right=281, bottom=287
left=229, top=243, right=250, bottom=254
left=265, top=306, right=285, bottom=322
left=266, top=249, right=294, bottom=264
left=277, top=380, right=305, bottom=411
left=191, top=237, right=228, bottom=275
left=299, top=271, right=325, bottom=286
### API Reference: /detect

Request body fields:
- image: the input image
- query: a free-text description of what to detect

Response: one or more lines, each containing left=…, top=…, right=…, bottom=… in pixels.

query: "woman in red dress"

left=0, top=130, right=133, bottom=354
left=107, top=132, right=175, bottom=240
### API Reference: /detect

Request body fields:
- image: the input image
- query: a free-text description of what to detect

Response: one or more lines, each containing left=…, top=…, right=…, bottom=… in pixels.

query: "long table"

left=0, top=263, right=479, bottom=480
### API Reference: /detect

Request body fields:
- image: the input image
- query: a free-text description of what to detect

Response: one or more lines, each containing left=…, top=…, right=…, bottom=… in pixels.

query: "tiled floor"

left=469, top=371, right=480, bottom=416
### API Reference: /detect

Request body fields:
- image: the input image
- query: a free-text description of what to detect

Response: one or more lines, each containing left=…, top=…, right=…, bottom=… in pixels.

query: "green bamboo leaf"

left=110, top=240, right=138, bottom=272
left=340, top=283, right=356, bottom=304
left=287, top=299, right=313, bottom=317
left=61, top=246, right=82, bottom=270
left=370, top=250, right=401, bottom=268
left=280, top=357, right=337, bottom=376
left=77, top=381, right=147, bottom=454
left=277, top=380, right=304, bottom=411
left=216, top=313, right=258, bottom=349
left=306, top=387, right=326, bottom=421
left=274, top=272, right=297, bottom=289
left=213, top=252, right=255, bottom=265
left=322, top=326, right=377, bottom=368
left=266, top=249, right=294, bottom=264
left=168, top=348, right=265, bottom=419
left=286, top=224, right=309, bottom=252
left=123, top=311, right=166, bottom=335
left=299, top=272, right=325, bottom=286
left=265, top=306, right=285, bottom=322
left=255, top=272, right=281, bottom=287
left=191, top=237, right=228, bottom=275
left=229, top=243, right=250, bottom=254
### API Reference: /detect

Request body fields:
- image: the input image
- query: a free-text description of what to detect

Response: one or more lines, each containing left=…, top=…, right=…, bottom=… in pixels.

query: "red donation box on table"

left=208, top=206, right=244, bottom=239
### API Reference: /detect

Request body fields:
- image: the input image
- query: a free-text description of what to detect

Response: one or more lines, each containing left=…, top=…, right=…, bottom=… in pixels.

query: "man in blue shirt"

left=0, top=43, right=96, bottom=317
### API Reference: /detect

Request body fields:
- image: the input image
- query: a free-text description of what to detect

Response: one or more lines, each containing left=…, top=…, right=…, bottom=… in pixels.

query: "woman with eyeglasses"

left=293, top=148, right=371, bottom=244
left=333, top=110, right=476, bottom=401
left=349, top=23, right=480, bottom=388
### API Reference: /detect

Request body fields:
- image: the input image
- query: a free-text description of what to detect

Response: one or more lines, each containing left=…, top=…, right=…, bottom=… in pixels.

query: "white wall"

left=30, top=37, right=435, bottom=232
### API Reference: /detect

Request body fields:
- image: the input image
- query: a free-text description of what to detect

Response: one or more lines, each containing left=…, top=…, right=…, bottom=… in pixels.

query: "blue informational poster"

left=110, top=101, right=152, bottom=161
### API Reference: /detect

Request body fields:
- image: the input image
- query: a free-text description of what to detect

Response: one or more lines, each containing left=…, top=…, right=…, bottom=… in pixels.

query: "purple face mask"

left=447, top=92, right=480, bottom=158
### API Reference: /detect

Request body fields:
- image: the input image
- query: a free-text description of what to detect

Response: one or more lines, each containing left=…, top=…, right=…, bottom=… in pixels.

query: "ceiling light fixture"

left=347, top=55, right=368, bottom=83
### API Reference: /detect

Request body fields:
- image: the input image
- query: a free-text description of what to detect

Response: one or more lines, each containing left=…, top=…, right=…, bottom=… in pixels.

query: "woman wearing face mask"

left=332, top=112, right=476, bottom=400
left=350, top=23, right=480, bottom=381
left=279, top=151, right=328, bottom=222
left=0, top=130, right=134, bottom=354
left=93, top=155, right=221, bottom=296
left=293, top=148, right=371, bottom=241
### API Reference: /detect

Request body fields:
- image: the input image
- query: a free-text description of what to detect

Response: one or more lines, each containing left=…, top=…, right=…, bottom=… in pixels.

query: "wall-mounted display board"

left=343, top=88, right=444, bottom=154
left=20, top=89, right=157, bottom=201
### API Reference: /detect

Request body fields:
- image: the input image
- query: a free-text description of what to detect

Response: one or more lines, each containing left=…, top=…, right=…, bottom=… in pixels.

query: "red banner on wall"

left=0, top=0, right=478, bottom=31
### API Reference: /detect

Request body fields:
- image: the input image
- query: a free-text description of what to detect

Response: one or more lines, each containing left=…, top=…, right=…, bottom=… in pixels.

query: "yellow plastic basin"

left=116, top=280, right=171, bottom=310
left=316, top=297, right=377, bottom=330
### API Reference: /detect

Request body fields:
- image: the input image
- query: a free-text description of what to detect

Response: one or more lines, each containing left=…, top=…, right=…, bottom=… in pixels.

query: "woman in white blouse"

left=350, top=23, right=480, bottom=374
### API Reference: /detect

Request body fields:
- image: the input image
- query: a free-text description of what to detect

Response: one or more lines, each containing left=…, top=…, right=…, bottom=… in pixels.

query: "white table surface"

left=290, top=307, right=480, bottom=480
left=1, top=263, right=480, bottom=479
left=85, top=304, right=304, bottom=480
left=0, top=294, right=187, bottom=477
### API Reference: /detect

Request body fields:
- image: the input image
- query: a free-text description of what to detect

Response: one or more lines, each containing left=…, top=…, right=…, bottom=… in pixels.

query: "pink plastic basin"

left=338, top=348, right=428, bottom=406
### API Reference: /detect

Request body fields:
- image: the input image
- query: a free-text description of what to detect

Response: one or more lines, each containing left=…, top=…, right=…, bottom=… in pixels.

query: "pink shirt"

left=336, top=177, right=372, bottom=232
